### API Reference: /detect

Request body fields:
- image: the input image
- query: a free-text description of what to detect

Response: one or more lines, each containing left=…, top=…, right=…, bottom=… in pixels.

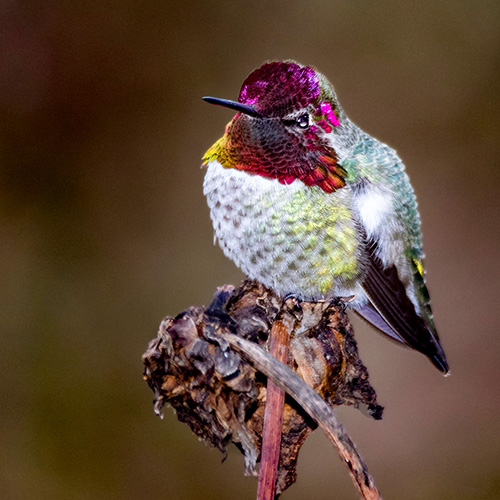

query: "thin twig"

left=256, top=306, right=295, bottom=500
left=221, top=332, right=382, bottom=500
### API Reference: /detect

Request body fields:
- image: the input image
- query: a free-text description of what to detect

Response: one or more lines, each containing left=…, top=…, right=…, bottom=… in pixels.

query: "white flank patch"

left=355, top=187, right=393, bottom=238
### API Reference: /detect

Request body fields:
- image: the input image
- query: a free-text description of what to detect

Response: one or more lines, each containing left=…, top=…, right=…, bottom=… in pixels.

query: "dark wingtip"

left=429, top=348, right=450, bottom=375
left=202, top=96, right=262, bottom=118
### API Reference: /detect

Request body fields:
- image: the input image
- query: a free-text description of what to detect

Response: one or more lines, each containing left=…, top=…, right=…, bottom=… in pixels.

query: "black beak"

left=202, top=96, right=262, bottom=118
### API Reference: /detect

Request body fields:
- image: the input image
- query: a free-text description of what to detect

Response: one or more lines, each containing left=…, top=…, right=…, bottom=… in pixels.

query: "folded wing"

left=355, top=238, right=449, bottom=374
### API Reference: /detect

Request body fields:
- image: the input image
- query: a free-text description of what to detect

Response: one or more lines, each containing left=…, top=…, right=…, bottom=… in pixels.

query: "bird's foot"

left=283, top=293, right=303, bottom=318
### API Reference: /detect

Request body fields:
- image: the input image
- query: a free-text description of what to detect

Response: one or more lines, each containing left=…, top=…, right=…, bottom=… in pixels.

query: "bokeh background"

left=1, top=1, right=500, bottom=499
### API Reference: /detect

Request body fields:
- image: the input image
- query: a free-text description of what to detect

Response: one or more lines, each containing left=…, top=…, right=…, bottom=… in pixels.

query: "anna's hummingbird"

left=202, top=60, right=449, bottom=374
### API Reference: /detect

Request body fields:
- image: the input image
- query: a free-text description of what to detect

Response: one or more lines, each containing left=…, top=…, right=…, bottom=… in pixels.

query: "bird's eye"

left=282, top=114, right=310, bottom=129
left=296, top=114, right=309, bottom=129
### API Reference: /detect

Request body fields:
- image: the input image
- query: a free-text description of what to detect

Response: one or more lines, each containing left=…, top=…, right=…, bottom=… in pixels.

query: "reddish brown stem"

left=223, top=332, right=382, bottom=500
left=256, top=312, right=294, bottom=500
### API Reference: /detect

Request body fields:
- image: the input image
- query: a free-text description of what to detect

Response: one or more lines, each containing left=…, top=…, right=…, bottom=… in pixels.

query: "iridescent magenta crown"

left=238, top=61, right=321, bottom=117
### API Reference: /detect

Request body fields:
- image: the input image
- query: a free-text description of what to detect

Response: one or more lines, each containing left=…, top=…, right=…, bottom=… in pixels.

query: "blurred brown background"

left=1, top=1, right=500, bottom=499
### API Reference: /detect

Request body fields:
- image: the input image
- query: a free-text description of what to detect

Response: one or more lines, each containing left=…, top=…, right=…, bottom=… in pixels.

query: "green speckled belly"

left=204, top=161, right=362, bottom=300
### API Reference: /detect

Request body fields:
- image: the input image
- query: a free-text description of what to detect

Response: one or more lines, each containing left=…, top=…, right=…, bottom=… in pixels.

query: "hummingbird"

left=202, top=60, right=449, bottom=374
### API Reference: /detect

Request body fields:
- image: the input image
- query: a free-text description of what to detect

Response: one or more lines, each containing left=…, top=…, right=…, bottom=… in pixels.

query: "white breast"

left=203, top=160, right=365, bottom=301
